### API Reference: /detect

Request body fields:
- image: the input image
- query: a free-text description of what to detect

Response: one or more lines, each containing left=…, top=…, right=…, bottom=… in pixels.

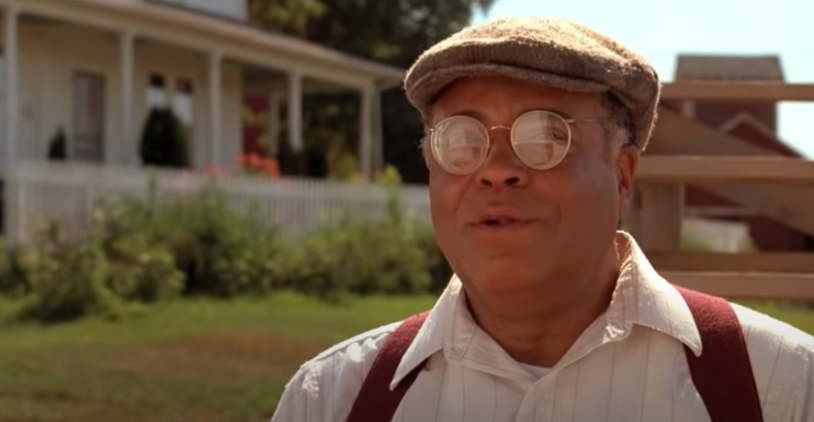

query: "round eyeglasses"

left=428, top=110, right=602, bottom=175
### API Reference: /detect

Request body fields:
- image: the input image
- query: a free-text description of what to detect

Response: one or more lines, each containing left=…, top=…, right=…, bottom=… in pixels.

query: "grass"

left=2, top=294, right=814, bottom=422
left=0, top=292, right=436, bottom=422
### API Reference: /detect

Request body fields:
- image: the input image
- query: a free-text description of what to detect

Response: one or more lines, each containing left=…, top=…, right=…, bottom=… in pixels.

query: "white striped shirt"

left=270, top=232, right=814, bottom=422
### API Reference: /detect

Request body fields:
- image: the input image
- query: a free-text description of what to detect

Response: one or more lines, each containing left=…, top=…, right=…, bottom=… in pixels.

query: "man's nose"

left=476, top=132, right=530, bottom=188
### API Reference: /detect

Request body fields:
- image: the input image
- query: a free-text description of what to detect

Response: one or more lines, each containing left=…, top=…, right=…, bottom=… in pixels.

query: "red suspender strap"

left=675, top=285, right=764, bottom=422
left=345, top=311, right=430, bottom=422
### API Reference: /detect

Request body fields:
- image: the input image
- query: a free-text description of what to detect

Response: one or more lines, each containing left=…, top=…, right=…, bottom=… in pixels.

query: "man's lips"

left=470, top=218, right=538, bottom=229
left=467, top=207, right=539, bottom=229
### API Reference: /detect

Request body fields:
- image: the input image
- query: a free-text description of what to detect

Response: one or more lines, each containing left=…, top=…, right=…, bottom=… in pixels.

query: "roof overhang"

left=661, top=81, right=814, bottom=102
left=5, top=0, right=405, bottom=90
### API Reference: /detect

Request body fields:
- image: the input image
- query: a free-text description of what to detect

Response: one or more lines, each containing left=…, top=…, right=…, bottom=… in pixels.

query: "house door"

left=0, top=51, right=5, bottom=152
left=72, top=72, right=105, bottom=163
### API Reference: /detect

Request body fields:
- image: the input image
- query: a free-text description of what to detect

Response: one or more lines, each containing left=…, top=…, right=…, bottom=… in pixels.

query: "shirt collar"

left=390, top=231, right=703, bottom=390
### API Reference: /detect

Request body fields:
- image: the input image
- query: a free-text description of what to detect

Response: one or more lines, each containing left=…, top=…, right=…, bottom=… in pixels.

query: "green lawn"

left=1, top=294, right=813, bottom=422
left=0, top=293, right=435, bottom=422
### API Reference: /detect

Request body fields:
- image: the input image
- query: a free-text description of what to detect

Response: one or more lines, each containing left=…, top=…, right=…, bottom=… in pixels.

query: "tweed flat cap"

left=404, top=16, right=661, bottom=150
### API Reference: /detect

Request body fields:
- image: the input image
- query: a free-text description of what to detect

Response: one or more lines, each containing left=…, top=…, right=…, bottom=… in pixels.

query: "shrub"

left=13, top=203, right=186, bottom=323
left=274, top=218, right=431, bottom=303
left=9, top=164, right=449, bottom=321
left=103, top=231, right=184, bottom=304
left=273, top=169, right=435, bottom=301
left=0, top=238, right=21, bottom=298
left=103, top=183, right=283, bottom=299
left=15, top=228, right=127, bottom=323
left=139, top=107, right=190, bottom=168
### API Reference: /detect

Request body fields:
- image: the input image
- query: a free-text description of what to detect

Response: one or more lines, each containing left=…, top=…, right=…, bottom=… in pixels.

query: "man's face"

left=426, top=76, right=638, bottom=298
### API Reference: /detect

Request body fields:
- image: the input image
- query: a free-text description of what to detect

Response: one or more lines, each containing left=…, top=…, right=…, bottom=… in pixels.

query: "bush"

left=270, top=166, right=440, bottom=302
left=153, top=187, right=281, bottom=298
left=140, top=107, right=189, bottom=168
left=16, top=228, right=127, bottom=323
left=0, top=238, right=22, bottom=298
left=274, top=217, right=431, bottom=303
left=103, top=231, right=185, bottom=304
left=9, top=165, right=451, bottom=322
left=12, top=202, right=186, bottom=323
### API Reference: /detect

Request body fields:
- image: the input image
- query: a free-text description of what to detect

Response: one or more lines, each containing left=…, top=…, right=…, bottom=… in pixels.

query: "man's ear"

left=419, top=137, right=431, bottom=169
left=616, top=145, right=639, bottom=215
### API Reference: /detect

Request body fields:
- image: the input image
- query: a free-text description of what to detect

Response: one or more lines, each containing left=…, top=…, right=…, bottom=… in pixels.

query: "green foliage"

left=15, top=232, right=126, bottom=323
left=274, top=218, right=431, bottom=303
left=273, top=169, right=434, bottom=302
left=139, top=107, right=190, bottom=168
left=7, top=167, right=452, bottom=323
left=0, top=239, right=22, bottom=298
left=102, top=184, right=284, bottom=299
left=10, top=207, right=186, bottom=323
left=248, top=0, right=495, bottom=68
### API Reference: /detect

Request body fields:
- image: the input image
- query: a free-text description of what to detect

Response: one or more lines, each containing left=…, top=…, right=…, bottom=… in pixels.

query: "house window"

left=0, top=48, right=5, bottom=116
left=146, top=73, right=167, bottom=109
left=72, top=72, right=106, bottom=163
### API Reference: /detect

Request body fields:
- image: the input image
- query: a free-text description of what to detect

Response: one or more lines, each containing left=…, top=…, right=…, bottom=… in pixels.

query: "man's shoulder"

left=309, top=320, right=403, bottom=368
left=731, top=302, right=814, bottom=403
left=732, top=302, right=814, bottom=354
left=271, top=319, right=407, bottom=422
left=286, top=319, right=405, bottom=391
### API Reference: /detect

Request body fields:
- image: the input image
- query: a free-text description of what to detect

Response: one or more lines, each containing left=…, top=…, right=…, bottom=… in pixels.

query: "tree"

left=248, top=0, right=495, bottom=183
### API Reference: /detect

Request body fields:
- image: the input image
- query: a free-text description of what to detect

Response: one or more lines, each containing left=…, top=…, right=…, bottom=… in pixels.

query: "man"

left=271, top=16, right=814, bottom=422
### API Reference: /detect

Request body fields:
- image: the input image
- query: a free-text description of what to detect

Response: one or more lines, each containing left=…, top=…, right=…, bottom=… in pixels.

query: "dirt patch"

left=101, top=333, right=328, bottom=382
left=0, top=394, right=225, bottom=422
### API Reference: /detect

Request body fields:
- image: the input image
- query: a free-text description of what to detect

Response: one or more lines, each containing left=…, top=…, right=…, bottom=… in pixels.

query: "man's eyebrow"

left=444, top=109, right=488, bottom=121
left=440, top=106, right=578, bottom=124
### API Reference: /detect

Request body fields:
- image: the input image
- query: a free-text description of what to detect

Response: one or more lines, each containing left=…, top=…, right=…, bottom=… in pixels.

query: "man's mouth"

left=473, top=216, right=536, bottom=230
left=481, top=217, right=519, bottom=227
left=469, top=205, right=538, bottom=231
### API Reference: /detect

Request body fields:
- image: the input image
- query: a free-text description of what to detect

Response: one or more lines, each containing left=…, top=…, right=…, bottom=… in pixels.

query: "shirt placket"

left=513, top=320, right=632, bottom=422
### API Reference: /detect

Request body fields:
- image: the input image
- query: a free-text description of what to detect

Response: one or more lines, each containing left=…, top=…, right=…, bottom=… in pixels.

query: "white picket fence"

left=6, top=161, right=432, bottom=243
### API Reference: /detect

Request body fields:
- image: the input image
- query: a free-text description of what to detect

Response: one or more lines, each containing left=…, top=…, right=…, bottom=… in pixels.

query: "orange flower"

left=265, top=164, right=280, bottom=178
left=247, top=153, right=261, bottom=168
left=262, top=159, right=277, bottom=172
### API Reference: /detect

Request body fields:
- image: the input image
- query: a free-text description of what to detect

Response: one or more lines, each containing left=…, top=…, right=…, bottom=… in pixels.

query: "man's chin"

left=471, top=245, right=554, bottom=264
left=464, top=260, right=552, bottom=293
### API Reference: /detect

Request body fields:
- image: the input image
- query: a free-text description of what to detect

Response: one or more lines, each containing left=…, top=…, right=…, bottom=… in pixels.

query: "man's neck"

left=464, top=253, right=620, bottom=368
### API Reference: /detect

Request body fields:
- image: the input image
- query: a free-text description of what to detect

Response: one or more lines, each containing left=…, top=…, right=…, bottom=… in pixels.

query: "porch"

left=0, top=0, right=401, bottom=178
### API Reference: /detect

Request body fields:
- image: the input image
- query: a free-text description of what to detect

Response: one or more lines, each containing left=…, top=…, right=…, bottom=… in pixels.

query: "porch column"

left=359, top=85, right=373, bottom=179
left=3, top=7, right=19, bottom=175
left=371, top=88, right=384, bottom=175
left=209, top=52, right=222, bottom=167
left=3, top=7, right=20, bottom=247
left=287, top=71, right=303, bottom=152
left=118, top=30, right=134, bottom=166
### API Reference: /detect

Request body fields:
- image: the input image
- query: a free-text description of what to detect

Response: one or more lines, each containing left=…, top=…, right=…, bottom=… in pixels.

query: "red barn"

left=656, top=55, right=814, bottom=252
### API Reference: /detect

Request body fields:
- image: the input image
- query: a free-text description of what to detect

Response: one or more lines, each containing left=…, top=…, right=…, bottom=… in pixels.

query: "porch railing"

left=6, top=160, right=432, bottom=244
